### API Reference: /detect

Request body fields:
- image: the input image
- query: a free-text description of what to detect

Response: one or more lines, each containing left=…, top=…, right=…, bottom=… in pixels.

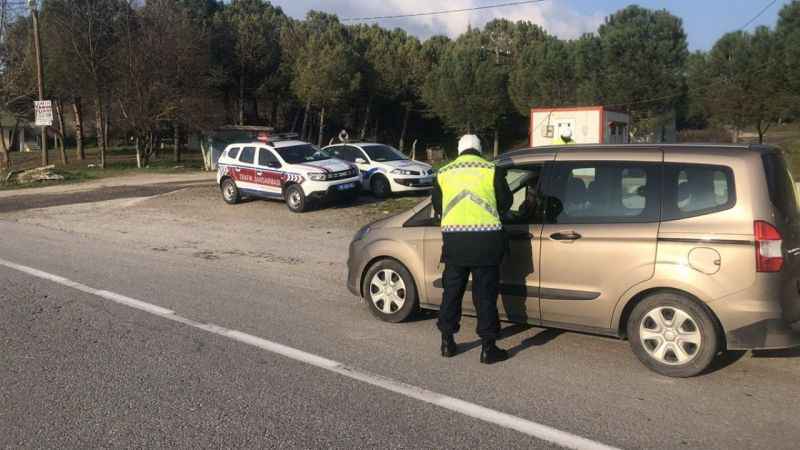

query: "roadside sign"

left=34, top=100, right=53, bottom=127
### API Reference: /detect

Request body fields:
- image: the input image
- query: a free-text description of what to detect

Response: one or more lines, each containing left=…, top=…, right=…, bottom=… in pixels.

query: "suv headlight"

left=391, top=169, right=416, bottom=176
left=308, top=172, right=327, bottom=181
left=353, top=225, right=371, bottom=242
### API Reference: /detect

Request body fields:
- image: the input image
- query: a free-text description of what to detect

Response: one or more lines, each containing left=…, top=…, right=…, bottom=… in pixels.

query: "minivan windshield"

left=762, top=152, right=800, bottom=221
left=363, top=145, right=407, bottom=162
left=276, top=144, right=330, bottom=164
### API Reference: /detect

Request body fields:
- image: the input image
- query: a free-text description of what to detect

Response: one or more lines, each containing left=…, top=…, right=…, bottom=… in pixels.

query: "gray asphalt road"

left=1, top=178, right=799, bottom=449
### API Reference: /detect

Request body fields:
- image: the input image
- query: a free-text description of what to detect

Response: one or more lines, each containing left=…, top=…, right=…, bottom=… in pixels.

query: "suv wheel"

left=363, top=259, right=418, bottom=323
left=627, top=292, right=720, bottom=377
left=221, top=179, right=240, bottom=204
left=285, top=184, right=308, bottom=213
left=371, top=176, right=391, bottom=199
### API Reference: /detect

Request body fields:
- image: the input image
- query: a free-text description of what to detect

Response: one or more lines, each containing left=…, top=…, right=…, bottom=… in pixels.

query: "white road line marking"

left=0, top=257, right=620, bottom=450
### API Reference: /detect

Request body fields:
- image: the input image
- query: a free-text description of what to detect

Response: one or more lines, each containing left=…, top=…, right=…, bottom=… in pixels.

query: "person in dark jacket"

left=432, top=135, right=513, bottom=364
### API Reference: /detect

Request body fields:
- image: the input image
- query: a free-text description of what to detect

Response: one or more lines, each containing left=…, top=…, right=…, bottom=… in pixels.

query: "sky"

left=269, top=0, right=791, bottom=51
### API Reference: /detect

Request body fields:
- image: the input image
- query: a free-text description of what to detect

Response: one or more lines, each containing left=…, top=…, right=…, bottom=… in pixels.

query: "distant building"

left=192, top=125, right=276, bottom=170
left=530, top=106, right=631, bottom=147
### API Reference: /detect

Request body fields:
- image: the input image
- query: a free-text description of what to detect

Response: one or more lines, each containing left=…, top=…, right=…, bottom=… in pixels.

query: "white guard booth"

left=530, top=106, right=630, bottom=147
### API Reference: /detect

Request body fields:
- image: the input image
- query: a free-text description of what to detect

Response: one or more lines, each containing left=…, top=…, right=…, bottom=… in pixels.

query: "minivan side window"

left=662, top=164, right=735, bottom=221
left=239, top=146, right=255, bottom=164
left=505, top=165, right=545, bottom=225
left=541, top=162, right=661, bottom=224
left=227, top=147, right=240, bottom=159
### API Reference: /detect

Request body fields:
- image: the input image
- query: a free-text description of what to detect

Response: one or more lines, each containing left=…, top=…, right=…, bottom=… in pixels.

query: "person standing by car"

left=432, top=135, right=513, bottom=364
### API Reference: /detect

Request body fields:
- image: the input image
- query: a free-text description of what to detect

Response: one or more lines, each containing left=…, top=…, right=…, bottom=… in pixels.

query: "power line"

left=340, top=0, right=547, bottom=22
left=740, top=0, right=780, bottom=30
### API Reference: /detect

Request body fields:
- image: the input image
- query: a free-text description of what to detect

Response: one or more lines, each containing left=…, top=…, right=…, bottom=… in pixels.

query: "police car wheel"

left=627, top=293, right=720, bottom=378
left=285, top=184, right=307, bottom=213
left=363, top=259, right=418, bottom=323
left=221, top=179, right=240, bottom=204
left=371, top=176, right=391, bottom=199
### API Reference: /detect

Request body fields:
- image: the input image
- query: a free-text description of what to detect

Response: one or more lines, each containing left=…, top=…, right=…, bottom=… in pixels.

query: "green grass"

left=364, top=196, right=424, bottom=216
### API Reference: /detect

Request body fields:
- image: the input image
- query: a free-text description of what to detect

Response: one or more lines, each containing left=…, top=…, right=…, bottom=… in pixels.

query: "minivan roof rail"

left=500, top=143, right=780, bottom=159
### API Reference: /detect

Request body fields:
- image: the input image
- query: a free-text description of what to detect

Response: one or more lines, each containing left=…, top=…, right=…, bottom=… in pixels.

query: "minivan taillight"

left=755, top=220, right=784, bottom=272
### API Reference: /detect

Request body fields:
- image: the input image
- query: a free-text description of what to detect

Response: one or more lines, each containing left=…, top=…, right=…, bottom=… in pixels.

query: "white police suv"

left=217, top=134, right=360, bottom=213
left=322, top=143, right=435, bottom=198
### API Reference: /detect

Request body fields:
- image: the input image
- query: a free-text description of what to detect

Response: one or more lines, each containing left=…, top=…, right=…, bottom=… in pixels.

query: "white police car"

left=217, top=134, right=360, bottom=213
left=322, top=143, right=435, bottom=198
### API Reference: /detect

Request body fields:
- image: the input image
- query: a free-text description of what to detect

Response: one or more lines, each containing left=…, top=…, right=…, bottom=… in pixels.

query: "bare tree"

left=46, top=0, right=125, bottom=169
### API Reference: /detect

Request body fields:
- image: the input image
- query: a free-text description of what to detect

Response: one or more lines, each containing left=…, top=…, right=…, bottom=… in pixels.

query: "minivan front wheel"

left=363, top=259, right=418, bottom=323
left=627, top=292, right=720, bottom=378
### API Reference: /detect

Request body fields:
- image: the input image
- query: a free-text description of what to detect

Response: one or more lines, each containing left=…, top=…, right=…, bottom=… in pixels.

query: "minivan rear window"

left=762, top=152, right=800, bottom=221
left=662, top=164, right=735, bottom=221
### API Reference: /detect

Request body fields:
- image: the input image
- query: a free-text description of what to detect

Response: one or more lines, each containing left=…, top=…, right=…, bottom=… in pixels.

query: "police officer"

left=432, top=135, right=513, bottom=364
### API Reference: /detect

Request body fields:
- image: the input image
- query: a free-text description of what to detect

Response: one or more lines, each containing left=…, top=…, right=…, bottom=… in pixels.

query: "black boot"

left=480, top=340, right=509, bottom=364
left=441, top=334, right=457, bottom=358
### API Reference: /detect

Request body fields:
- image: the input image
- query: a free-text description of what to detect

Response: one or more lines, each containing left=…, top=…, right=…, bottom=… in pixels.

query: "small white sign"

left=34, top=100, right=53, bottom=127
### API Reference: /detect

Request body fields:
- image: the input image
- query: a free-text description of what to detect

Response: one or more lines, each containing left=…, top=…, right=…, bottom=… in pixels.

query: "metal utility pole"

left=29, top=0, right=47, bottom=166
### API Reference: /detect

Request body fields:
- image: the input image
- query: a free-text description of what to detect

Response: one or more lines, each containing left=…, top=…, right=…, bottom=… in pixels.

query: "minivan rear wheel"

left=627, top=292, right=720, bottom=378
left=363, top=259, right=418, bottom=323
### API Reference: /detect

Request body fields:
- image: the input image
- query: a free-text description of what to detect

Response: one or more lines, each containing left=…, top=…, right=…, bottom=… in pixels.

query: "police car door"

left=233, top=146, right=259, bottom=194
left=254, top=147, right=283, bottom=197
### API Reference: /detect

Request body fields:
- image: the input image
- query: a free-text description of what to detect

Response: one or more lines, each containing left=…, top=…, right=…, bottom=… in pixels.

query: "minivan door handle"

left=550, top=231, right=582, bottom=241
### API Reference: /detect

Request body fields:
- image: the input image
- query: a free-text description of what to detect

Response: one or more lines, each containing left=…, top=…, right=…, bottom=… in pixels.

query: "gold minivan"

left=347, top=144, right=800, bottom=377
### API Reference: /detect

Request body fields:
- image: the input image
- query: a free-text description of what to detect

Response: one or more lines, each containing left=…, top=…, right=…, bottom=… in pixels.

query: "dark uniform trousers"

left=436, top=264, right=501, bottom=340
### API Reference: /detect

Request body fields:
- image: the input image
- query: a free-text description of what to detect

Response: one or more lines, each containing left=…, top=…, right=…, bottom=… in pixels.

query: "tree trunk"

left=72, top=97, right=85, bottom=160
left=271, top=100, right=279, bottom=128
left=173, top=122, right=181, bottom=163
left=94, top=96, right=106, bottom=168
left=360, top=98, right=372, bottom=140
left=399, top=104, right=410, bottom=153
left=104, top=109, right=109, bottom=152
left=493, top=128, right=500, bottom=158
left=55, top=98, right=68, bottom=165
left=135, top=136, right=142, bottom=169
left=300, top=100, right=311, bottom=141
left=290, top=107, right=301, bottom=133
left=317, top=107, right=325, bottom=147
left=238, top=72, right=245, bottom=126
left=0, top=126, right=9, bottom=171
left=199, top=135, right=213, bottom=171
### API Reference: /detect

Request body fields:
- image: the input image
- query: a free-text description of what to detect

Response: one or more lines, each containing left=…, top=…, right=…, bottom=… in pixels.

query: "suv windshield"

left=276, top=144, right=330, bottom=164
left=363, top=145, right=407, bottom=162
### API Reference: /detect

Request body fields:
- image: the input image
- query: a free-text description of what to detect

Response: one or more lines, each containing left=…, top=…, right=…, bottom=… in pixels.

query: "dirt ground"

left=0, top=173, right=427, bottom=287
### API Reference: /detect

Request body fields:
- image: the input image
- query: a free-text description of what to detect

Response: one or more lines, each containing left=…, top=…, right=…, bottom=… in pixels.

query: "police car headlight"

left=308, top=172, right=327, bottom=181
left=391, top=169, right=415, bottom=176
left=353, top=225, right=371, bottom=242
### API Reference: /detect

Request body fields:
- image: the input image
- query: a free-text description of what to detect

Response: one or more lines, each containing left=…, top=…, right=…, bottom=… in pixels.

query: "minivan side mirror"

left=268, top=162, right=281, bottom=169
left=355, top=157, right=367, bottom=164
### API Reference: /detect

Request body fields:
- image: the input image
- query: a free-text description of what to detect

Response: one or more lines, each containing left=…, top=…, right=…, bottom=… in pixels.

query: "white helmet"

left=561, top=125, right=573, bottom=139
left=458, top=134, right=482, bottom=155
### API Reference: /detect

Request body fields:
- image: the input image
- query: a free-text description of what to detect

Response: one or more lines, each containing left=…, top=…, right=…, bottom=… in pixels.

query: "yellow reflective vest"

left=437, top=154, right=502, bottom=233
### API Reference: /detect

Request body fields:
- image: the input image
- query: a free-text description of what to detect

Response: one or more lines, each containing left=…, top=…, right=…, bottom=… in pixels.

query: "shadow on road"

left=752, top=347, right=800, bottom=358
left=702, top=350, right=749, bottom=375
